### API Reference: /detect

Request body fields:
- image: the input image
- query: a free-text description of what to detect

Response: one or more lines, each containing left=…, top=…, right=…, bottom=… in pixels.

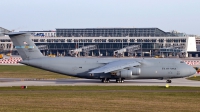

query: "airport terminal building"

left=0, top=27, right=197, bottom=57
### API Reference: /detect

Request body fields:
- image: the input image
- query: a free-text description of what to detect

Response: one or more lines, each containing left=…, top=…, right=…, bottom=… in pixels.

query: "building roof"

left=56, top=27, right=168, bottom=37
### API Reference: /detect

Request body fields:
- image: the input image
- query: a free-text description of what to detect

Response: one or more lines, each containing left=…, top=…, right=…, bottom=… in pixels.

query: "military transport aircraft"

left=7, top=32, right=196, bottom=83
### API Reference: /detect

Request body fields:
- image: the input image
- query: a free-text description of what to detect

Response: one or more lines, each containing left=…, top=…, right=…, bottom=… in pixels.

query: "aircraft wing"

left=89, top=60, right=141, bottom=73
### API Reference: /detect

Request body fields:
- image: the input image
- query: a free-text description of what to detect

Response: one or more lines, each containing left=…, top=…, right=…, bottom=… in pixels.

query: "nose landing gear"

left=166, top=80, right=172, bottom=83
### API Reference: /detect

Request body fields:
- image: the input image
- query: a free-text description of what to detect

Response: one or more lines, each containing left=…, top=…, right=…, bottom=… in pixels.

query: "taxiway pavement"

left=0, top=78, right=200, bottom=87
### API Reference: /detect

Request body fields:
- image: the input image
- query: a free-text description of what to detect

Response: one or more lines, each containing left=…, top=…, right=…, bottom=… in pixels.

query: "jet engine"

left=116, top=69, right=132, bottom=78
left=129, top=67, right=141, bottom=75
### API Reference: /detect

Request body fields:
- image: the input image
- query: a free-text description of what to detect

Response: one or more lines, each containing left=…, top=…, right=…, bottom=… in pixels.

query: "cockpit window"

left=180, top=61, right=185, bottom=63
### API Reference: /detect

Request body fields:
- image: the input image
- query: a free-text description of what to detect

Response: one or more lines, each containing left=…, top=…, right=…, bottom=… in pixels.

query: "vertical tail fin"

left=7, top=32, right=44, bottom=60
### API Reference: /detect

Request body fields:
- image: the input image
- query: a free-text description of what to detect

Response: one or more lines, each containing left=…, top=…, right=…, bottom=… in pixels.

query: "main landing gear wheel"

left=116, top=79, right=124, bottom=83
left=166, top=80, right=172, bottom=83
left=101, top=78, right=110, bottom=83
left=106, top=78, right=110, bottom=83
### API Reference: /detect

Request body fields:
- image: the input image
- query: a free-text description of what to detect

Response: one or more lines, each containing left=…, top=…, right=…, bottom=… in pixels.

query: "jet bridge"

left=159, top=45, right=185, bottom=58
left=114, top=45, right=140, bottom=57
left=69, top=45, right=97, bottom=57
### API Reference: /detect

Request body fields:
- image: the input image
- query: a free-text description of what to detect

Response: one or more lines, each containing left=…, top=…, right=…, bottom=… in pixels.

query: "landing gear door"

left=177, top=71, right=180, bottom=75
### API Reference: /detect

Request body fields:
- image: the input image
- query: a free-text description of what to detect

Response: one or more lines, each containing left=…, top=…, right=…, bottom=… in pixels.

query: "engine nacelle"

left=129, top=67, right=141, bottom=75
left=116, top=69, right=132, bottom=78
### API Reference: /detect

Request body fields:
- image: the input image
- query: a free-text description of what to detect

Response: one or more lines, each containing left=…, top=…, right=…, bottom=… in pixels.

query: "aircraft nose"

left=190, top=67, right=196, bottom=75
left=183, top=65, right=196, bottom=77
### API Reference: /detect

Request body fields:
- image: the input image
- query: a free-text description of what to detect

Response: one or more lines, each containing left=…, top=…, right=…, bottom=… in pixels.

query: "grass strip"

left=0, top=86, right=200, bottom=112
left=187, top=76, right=200, bottom=81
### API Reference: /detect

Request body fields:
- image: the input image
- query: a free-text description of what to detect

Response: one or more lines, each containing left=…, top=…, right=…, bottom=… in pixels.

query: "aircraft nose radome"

left=186, top=66, right=196, bottom=77
left=183, top=65, right=196, bottom=77
left=190, top=67, right=196, bottom=75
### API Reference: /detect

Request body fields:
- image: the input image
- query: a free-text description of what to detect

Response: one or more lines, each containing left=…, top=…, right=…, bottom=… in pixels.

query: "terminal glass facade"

left=56, top=28, right=169, bottom=37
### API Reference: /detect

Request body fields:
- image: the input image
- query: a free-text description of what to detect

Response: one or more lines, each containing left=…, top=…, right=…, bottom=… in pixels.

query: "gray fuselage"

left=20, top=57, right=195, bottom=80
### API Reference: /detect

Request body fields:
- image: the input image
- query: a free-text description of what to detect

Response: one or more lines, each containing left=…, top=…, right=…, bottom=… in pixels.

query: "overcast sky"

left=1, top=0, right=200, bottom=35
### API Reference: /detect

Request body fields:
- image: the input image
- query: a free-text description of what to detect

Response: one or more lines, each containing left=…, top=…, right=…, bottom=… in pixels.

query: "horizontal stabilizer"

left=6, top=32, right=27, bottom=36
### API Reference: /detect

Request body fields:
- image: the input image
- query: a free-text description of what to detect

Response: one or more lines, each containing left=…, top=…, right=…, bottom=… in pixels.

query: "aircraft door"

left=177, top=71, right=180, bottom=75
